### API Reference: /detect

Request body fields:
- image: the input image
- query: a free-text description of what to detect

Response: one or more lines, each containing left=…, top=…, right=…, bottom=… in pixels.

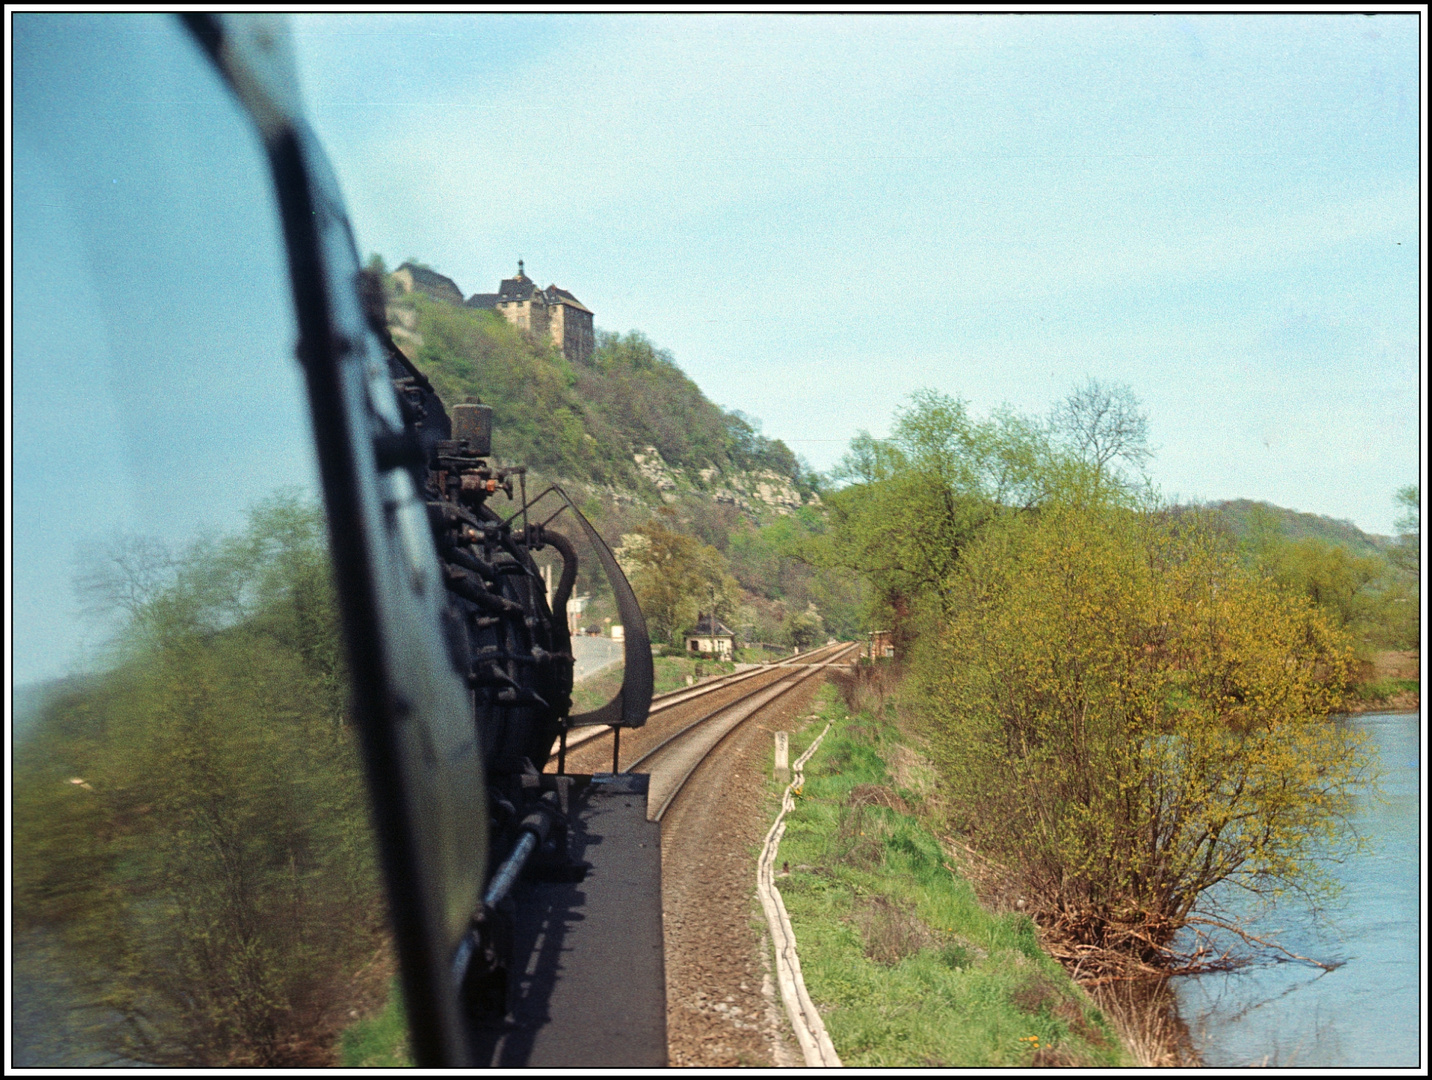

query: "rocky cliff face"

left=634, top=446, right=818, bottom=517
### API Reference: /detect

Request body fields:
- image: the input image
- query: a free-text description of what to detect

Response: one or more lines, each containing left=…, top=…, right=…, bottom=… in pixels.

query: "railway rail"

left=628, top=644, right=859, bottom=821
left=552, top=641, right=858, bottom=819
left=549, top=641, right=852, bottom=768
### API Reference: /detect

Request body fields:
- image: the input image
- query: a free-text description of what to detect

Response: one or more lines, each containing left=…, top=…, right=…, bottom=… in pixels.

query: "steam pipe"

left=540, top=529, right=580, bottom=621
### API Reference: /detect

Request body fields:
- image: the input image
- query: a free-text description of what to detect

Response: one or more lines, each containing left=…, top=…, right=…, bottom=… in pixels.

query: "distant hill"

left=381, top=263, right=818, bottom=521
left=1199, top=499, right=1394, bottom=555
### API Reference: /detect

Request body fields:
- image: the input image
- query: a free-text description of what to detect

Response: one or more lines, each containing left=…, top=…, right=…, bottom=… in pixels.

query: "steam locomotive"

left=42, top=14, right=667, bottom=1067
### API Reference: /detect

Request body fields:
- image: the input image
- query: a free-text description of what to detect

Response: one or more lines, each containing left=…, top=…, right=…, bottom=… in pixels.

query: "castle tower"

left=467, top=261, right=595, bottom=364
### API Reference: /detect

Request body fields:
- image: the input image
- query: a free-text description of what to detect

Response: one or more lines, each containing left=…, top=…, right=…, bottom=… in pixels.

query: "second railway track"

left=628, top=644, right=860, bottom=820
left=550, top=641, right=850, bottom=764
left=549, top=641, right=859, bottom=821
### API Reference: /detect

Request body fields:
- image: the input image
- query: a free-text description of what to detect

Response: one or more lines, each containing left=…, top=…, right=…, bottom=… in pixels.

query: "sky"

left=7, top=13, right=1424, bottom=687
left=11, top=16, right=319, bottom=686
left=287, top=12, right=1423, bottom=534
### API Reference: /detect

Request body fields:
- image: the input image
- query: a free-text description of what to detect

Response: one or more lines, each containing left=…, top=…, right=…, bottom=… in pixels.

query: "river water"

left=1174, top=711, right=1422, bottom=1068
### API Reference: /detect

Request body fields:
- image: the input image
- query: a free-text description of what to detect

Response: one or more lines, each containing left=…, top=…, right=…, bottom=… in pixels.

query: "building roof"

left=496, top=259, right=539, bottom=302
left=544, top=285, right=593, bottom=315
left=466, top=293, right=500, bottom=310
left=395, top=262, right=465, bottom=305
left=498, top=277, right=537, bottom=302
left=686, top=614, right=734, bottom=639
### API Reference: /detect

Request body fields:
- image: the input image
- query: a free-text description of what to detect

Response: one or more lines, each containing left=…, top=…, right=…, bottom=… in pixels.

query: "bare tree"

left=74, top=534, right=176, bottom=622
left=1393, top=483, right=1419, bottom=575
left=1052, top=378, right=1153, bottom=480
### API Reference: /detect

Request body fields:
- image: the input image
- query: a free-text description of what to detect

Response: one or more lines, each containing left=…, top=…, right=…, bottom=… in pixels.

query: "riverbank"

left=833, top=654, right=1413, bottom=1069
left=769, top=682, right=1130, bottom=1067
left=779, top=666, right=1208, bottom=1066
left=1347, top=648, right=1420, bottom=714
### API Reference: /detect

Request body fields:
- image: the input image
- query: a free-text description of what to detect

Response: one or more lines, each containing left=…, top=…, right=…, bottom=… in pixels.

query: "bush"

left=923, top=503, right=1370, bottom=969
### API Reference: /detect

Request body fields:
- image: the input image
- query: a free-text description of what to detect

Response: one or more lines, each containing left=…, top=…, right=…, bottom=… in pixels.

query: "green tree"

left=1393, top=483, right=1419, bottom=576
left=1262, top=537, right=1385, bottom=631
left=815, top=389, right=1067, bottom=644
left=615, top=517, right=740, bottom=645
left=781, top=603, right=825, bottom=649
left=924, top=502, right=1367, bottom=972
left=818, top=387, right=1373, bottom=973
left=1238, top=498, right=1418, bottom=651
left=13, top=494, right=382, bottom=1066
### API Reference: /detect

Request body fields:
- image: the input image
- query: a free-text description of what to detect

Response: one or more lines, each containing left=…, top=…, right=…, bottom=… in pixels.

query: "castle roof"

left=498, top=276, right=537, bottom=301
left=496, top=259, right=538, bottom=302
left=481, top=262, right=592, bottom=317
left=544, top=285, right=592, bottom=314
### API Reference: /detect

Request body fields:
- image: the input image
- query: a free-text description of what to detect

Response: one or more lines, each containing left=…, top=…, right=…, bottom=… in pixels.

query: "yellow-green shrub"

left=923, top=504, right=1369, bottom=960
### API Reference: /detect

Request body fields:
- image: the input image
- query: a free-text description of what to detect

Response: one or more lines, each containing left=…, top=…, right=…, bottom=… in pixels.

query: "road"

left=570, top=634, right=624, bottom=682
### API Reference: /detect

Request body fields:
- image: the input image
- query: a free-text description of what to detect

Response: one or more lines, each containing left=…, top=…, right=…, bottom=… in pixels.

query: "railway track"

left=548, top=641, right=852, bottom=768
left=550, top=640, right=856, bottom=817
left=548, top=638, right=857, bottom=1066
left=625, top=643, right=859, bottom=821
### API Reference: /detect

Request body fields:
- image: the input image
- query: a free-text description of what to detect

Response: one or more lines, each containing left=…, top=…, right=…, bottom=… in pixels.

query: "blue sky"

left=12, top=16, right=318, bottom=686
left=289, top=12, right=1422, bottom=533
left=8, top=14, right=1423, bottom=687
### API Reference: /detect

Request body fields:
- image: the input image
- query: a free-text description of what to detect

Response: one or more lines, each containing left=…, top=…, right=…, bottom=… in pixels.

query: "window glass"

left=12, top=15, right=390, bottom=1067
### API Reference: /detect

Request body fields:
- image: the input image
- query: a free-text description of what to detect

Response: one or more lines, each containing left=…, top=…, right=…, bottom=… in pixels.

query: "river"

left=1174, top=711, right=1422, bottom=1068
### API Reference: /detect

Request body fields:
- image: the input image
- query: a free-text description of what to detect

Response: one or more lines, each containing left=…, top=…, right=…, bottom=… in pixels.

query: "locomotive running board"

left=468, top=773, right=667, bottom=1067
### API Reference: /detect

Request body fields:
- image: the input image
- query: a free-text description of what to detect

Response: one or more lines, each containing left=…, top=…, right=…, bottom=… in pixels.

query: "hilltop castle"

left=393, top=260, right=595, bottom=364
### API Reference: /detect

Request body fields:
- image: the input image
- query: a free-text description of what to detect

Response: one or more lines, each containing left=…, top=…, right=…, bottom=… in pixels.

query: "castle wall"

left=551, top=303, right=595, bottom=364
left=499, top=298, right=551, bottom=342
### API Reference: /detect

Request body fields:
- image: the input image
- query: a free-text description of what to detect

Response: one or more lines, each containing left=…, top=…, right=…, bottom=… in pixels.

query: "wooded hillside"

left=383, top=269, right=813, bottom=501
left=379, top=259, right=862, bottom=647
left=1200, top=498, right=1395, bottom=555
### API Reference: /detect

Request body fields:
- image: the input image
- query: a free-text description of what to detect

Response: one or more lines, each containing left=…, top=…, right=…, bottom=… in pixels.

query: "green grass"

left=654, top=653, right=736, bottom=693
left=1353, top=676, right=1419, bottom=703
left=768, top=687, right=1130, bottom=1068
left=735, top=644, right=787, bottom=664
left=338, top=979, right=412, bottom=1067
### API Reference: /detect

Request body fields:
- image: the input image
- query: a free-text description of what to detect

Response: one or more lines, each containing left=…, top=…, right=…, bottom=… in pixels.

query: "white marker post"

left=774, top=731, right=790, bottom=780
